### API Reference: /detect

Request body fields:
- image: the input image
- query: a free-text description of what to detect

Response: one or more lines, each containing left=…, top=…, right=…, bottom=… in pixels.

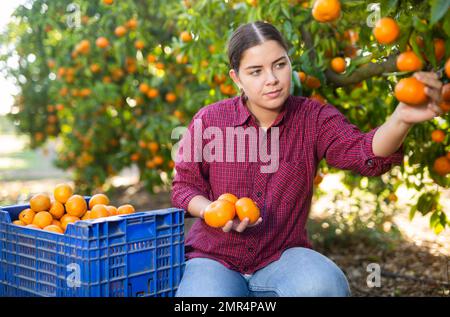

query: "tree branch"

left=299, top=25, right=398, bottom=87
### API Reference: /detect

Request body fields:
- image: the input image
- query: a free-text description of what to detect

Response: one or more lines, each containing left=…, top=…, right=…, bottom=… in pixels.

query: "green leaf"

left=430, top=0, right=450, bottom=25
left=409, top=205, right=417, bottom=220
left=281, top=3, right=291, bottom=19
left=412, top=16, right=428, bottom=33
left=443, top=11, right=450, bottom=37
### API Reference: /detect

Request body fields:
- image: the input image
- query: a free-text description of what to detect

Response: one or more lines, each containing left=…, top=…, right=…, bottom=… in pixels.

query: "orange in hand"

left=217, top=193, right=238, bottom=204
left=235, top=197, right=260, bottom=225
left=394, top=77, right=428, bottom=106
left=204, top=200, right=236, bottom=228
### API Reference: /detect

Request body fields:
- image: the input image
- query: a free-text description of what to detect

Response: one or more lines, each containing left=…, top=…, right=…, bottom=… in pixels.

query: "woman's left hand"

left=394, top=71, right=444, bottom=125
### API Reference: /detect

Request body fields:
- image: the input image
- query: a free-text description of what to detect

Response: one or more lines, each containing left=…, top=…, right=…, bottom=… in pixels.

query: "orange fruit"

left=445, top=58, right=450, bottom=78
left=434, top=38, right=445, bottom=62
left=76, top=40, right=90, bottom=54
left=13, top=220, right=26, bottom=226
left=43, top=225, right=63, bottom=234
left=297, top=71, right=306, bottom=83
left=431, top=130, right=445, bottom=143
left=310, top=93, right=327, bottom=105
left=314, top=174, right=323, bottom=186
left=330, top=57, right=346, bottom=73
left=139, top=83, right=149, bottom=94
left=447, top=152, right=450, bottom=160
left=155, top=62, right=165, bottom=70
left=213, top=74, right=226, bottom=85
left=173, top=110, right=184, bottom=120
left=19, top=208, right=35, bottom=225
left=433, top=156, right=450, bottom=176
left=66, top=195, right=88, bottom=217
left=147, top=54, right=157, bottom=63
left=96, top=37, right=109, bottom=49
left=81, top=211, right=91, bottom=220
left=439, top=101, right=450, bottom=113
left=147, top=88, right=159, bottom=99
left=235, top=197, right=260, bottom=225
left=126, top=18, right=138, bottom=30
left=165, top=92, right=177, bottom=103
left=131, top=153, right=140, bottom=161
left=442, top=83, right=450, bottom=102
left=117, top=204, right=135, bottom=215
left=153, top=156, right=164, bottom=166
left=32, top=211, right=53, bottom=229
left=373, top=17, right=400, bottom=44
left=218, top=193, right=238, bottom=204
left=180, top=31, right=192, bottom=42
left=49, top=201, right=65, bottom=219
left=90, top=204, right=109, bottom=219
left=60, top=215, right=80, bottom=231
left=203, top=200, right=236, bottom=228
left=52, top=219, right=62, bottom=227
left=89, top=194, right=110, bottom=209
left=106, top=205, right=118, bottom=216
left=30, top=193, right=51, bottom=212
left=148, top=142, right=159, bottom=153
left=176, top=54, right=188, bottom=64
left=394, top=77, right=428, bottom=106
left=396, top=51, right=423, bottom=72
left=26, top=224, right=41, bottom=230
left=312, top=0, right=341, bottom=23
left=54, top=183, right=73, bottom=203
left=135, top=40, right=145, bottom=50
left=388, top=193, right=398, bottom=202
left=305, top=75, right=321, bottom=89
left=146, top=160, right=156, bottom=169
left=114, top=25, right=127, bottom=37
left=103, top=0, right=113, bottom=4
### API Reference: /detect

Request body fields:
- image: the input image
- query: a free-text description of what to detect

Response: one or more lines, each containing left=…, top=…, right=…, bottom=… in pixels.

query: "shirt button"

left=367, top=159, right=374, bottom=167
left=256, top=192, right=262, bottom=197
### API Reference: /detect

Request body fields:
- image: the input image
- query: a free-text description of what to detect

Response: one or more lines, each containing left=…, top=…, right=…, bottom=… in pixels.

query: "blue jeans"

left=175, top=247, right=351, bottom=297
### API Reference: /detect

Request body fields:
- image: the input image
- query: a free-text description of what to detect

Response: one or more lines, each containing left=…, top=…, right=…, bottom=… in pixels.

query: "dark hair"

left=227, top=21, right=290, bottom=73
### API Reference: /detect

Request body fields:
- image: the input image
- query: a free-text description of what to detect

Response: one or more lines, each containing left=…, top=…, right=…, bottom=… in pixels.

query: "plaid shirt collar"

left=234, top=94, right=293, bottom=128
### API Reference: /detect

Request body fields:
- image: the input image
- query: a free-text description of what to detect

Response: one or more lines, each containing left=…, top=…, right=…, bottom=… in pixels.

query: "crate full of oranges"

left=12, top=183, right=135, bottom=234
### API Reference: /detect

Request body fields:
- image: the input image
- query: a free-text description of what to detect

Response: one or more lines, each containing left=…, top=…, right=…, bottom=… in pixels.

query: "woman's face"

left=230, top=40, right=292, bottom=111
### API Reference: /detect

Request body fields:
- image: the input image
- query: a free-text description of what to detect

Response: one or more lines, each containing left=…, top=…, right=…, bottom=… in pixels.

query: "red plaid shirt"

left=171, top=94, right=404, bottom=274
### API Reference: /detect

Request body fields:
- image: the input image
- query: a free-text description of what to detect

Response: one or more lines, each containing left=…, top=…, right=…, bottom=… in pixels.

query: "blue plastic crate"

left=0, top=198, right=185, bottom=297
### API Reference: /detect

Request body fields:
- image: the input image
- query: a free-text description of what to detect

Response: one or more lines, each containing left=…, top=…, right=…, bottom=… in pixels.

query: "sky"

left=0, top=1, right=25, bottom=115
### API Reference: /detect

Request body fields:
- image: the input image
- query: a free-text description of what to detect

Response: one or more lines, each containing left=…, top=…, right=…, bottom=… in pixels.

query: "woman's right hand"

left=200, top=208, right=263, bottom=233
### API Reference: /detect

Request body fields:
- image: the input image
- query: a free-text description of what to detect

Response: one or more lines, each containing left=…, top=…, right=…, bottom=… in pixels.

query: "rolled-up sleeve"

left=315, top=103, right=404, bottom=176
left=171, top=110, right=211, bottom=214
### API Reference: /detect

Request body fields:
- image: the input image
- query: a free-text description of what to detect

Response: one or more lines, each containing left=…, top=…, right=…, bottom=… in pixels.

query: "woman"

left=172, top=21, right=443, bottom=297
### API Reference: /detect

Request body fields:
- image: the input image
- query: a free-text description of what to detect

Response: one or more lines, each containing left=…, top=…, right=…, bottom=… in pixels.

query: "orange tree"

left=1, top=0, right=449, bottom=233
